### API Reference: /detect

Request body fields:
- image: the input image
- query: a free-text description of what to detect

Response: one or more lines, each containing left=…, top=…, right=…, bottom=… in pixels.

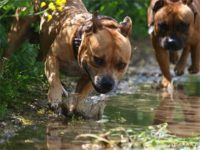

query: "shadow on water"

left=1, top=75, right=200, bottom=149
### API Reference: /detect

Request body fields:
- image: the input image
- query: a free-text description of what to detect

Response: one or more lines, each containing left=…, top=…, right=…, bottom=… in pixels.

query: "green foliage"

left=0, top=0, right=43, bottom=119
left=0, top=0, right=34, bottom=19
left=0, top=24, right=8, bottom=55
left=84, top=0, right=149, bottom=38
left=184, top=76, right=200, bottom=96
left=0, top=42, right=44, bottom=119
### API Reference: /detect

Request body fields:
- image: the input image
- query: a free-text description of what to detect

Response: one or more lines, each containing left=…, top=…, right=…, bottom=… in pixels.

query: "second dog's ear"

left=120, top=16, right=132, bottom=37
left=182, top=0, right=193, bottom=5
left=153, top=0, right=165, bottom=12
left=92, top=11, right=102, bottom=33
left=147, top=0, right=165, bottom=34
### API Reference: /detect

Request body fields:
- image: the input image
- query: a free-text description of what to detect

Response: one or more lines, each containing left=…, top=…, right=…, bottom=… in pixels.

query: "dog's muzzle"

left=94, top=75, right=115, bottom=94
left=162, top=36, right=183, bottom=51
left=83, top=63, right=115, bottom=94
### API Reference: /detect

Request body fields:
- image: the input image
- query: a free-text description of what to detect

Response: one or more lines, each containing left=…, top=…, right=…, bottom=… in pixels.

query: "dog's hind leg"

left=45, top=53, right=63, bottom=110
left=188, top=45, right=200, bottom=74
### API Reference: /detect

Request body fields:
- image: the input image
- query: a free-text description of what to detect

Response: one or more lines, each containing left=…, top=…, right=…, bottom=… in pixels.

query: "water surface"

left=1, top=75, right=200, bottom=149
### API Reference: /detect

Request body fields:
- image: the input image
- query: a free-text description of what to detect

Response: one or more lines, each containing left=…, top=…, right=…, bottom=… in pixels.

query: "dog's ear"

left=152, top=0, right=165, bottom=13
left=92, top=11, right=102, bottom=33
left=182, top=0, right=193, bottom=5
left=120, top=16, right=132, bottom=37
left=148, top=0, right=165, bottom=34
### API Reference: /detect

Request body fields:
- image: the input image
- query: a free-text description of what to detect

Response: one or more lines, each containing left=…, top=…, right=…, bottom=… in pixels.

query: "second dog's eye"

left=177, top=22, right=189, bottom=33
left=93, top=56, right=105, bottom=66
left=158, top=22, right=169, bottom=33
left=116, top=62, right=127, bottom=70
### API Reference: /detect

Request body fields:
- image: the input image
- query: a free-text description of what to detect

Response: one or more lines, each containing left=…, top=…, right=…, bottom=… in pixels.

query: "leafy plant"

left=84, top=0, right=149, bottom=38
left=0, top=42, right=44, bottom=119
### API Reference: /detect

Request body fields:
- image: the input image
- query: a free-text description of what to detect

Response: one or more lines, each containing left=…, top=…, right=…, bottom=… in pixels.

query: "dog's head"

left=148, top=0, right=195, bottom=51
left=77, top=13, right=132, bottom=94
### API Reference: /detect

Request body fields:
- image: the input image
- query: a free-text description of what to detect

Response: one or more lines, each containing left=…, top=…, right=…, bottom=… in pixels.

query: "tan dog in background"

left=148, top=0, right=200, bottom=88
left=40, top=0, right=132, bottom=111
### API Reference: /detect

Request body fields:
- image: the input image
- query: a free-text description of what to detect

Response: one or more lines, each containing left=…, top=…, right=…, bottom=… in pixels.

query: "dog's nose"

left=94, top=75, right=115, bottom=94
left=165, top=37, right=182, bottom=51
left=101, top=76, right=115, bottom=91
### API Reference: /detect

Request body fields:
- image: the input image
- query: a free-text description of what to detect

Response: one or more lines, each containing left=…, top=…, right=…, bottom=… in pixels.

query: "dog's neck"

left=72, top=14, right=92, bottom=60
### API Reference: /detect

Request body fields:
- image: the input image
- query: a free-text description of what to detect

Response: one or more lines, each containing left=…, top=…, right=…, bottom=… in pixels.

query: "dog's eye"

left=116, top=62, right=127, bottom=70
left=158, top=22, right=169, bottom=33
left=93, top=56, right=105, bottom=66
left=177, top=22, right=189, bottom=33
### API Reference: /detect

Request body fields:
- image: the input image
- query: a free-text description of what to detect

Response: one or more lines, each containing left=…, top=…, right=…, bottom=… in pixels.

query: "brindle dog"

left=148, top=0, right=200, bottom=88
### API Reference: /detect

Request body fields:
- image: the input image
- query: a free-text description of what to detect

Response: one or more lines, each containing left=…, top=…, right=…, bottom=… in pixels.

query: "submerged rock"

left=61, top=94, right=106, bottom=120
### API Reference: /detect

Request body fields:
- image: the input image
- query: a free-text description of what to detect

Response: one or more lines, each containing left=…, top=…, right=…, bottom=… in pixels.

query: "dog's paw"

left=60, top=102, right=75, bottom=118
left=48, top=101, right=61, bottom=110
left=160, top=77, right=171, bottom=88
left=174, top=65, right=185, bottom=76
left=188, top=65, right=199, bottom=74
left=48, top=86, right=63, bottom=111
left=61, top=94, right=79, bottom=116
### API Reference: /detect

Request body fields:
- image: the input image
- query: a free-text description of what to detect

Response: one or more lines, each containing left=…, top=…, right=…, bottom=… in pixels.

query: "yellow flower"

left=40, top=2, right=46, bottom=8
left=47, top=14, right=53, bottom=21
left=48, top=2, right=56, bottom=10
left=57, top=6, right=63, bottom=12
left=55, top=0, right=67, bottom=6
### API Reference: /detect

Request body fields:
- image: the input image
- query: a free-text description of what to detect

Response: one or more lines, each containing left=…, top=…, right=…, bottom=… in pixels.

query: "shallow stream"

left=1, top=68, right=200, bottom=149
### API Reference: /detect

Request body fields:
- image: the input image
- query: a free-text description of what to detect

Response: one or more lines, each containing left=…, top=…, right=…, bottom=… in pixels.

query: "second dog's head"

left=148, top=0, right=195, bottom=51
left=78, top=13, right=132, bottom=94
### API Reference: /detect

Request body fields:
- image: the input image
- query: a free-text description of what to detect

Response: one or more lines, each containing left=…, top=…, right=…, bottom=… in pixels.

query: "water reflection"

left=154, top=89, right=200, bottom=137
left=1, top=81, right=200, bottom=149
left=46, top=116, right=103, bottom=150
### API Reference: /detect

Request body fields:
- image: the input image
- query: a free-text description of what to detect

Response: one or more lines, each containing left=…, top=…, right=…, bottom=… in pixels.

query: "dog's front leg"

left=169, top=51, right=179, bottom=64
left=45, top=54, right=63, bottom=110
left=155, top=49, right=171, bottom=88
left=68, top=75, right=93, bottom=113
left=188, top=45, right=200, bottom=74
left=174, top=47, right=190, bottom=76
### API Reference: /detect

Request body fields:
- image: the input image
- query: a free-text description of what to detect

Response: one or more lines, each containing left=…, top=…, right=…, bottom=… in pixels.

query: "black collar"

left=73, top=26, right=83, bottom=60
